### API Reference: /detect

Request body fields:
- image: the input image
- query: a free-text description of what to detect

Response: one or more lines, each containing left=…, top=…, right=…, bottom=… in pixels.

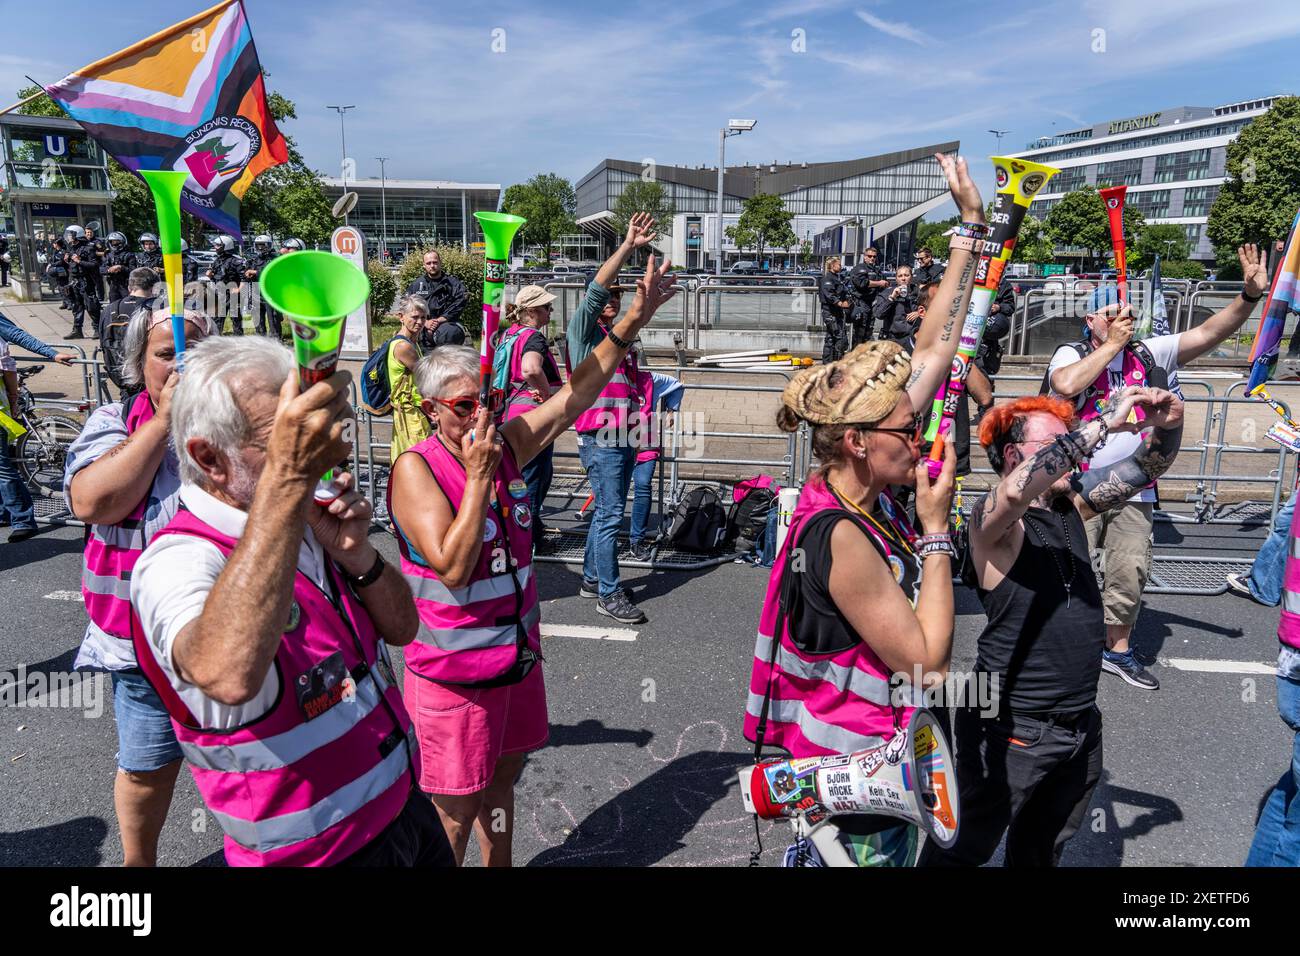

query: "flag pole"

left=0, top=89, right=48, bottom=117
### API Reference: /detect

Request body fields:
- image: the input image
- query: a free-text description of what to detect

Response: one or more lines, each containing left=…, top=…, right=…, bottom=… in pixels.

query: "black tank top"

left=974, top=498, right=1103, bottom=714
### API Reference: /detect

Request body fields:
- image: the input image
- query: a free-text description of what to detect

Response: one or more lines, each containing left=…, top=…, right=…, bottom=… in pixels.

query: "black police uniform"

left=912, top=261, right=945, bottom=287
left=102, top=246, right=136, bottom=302
left=818, top=271, right=850, bottom=363
left=67, top=239, right=104, bottom=336
left=243, top=249, right=280, bottom=337
left=847, top=260, right=885, bottom=346
left=406, top=272, right=468, bottom=350
left=206, top=249, right=245, bottom=334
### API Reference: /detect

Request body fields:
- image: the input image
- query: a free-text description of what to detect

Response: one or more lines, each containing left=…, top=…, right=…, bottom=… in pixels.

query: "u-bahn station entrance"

left=1, top=112, right=114, bottom=301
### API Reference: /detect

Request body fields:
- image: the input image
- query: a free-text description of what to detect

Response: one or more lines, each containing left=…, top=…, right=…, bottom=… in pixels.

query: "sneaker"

left=1225, top=571, right=1267, bottom=604
left=1101, top=649, right=1160, bottom=690
left=63, top=331, right=84, bottom=340
left=7, top=526, right=39, bottom=543
left=579, top=578, right=600, bottom=599
left=597, top=590, right=647, bottom=624
left=628, top=540, right=652, bottom=562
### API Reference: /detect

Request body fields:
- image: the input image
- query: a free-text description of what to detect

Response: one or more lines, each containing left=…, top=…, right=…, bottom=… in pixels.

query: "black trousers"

left=822, top=317, right=848, bottom=363
left=919, top=705, right=1103, bottom=867
left=340, top=789, right=455, bottom=867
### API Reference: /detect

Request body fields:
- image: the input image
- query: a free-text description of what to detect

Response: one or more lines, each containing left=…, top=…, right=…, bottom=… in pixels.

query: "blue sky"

left=5, top=0, right=1299, bottom=220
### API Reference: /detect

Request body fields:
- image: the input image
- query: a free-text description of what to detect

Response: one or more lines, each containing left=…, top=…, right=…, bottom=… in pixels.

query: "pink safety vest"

left=82, top=392, right=170, bottom=642
left=1078, top=346, right=1149, bottom=425
left=743, top=477, right=913, bottom=757
left=633, top=370, right=658, bottom=464
left=391, top=434, right=542, bottom=685
left=573, top=324, right=640, bottom=437
left=131, top=508, right=416, bottom=867
left=503, top=324, right=563, bottom=422
left=1278, top=500, right=1300, bottom=651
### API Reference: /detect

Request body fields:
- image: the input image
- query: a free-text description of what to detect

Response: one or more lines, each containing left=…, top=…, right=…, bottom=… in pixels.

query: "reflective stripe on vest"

left=743, top=690, right=887, bottom=756
left=141, top=508, right=415, bottom=866
left=751, top=630, right=892, bottom=707
left=179, top=667, right=393, bottom=772
left=393, top=435, right=542, bottom=684
left=415, top=602, right=541, bottom=652
left=208, top=725, right=415, bottom=853
left=574, top=329, right=638, bottom=434
left=82, top=391, right=155, bottom=640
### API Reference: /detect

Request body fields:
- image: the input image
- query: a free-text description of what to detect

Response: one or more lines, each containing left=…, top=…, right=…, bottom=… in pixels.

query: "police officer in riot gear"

left=205, top=235, right=244, bottom=334
left=847, top=247, right=888, bottom=347
left=103, top=232, right=136, bottom=302
left=136, top=233, right=163, bottom=272
left=47, top=237, right=71, bottom=309
left=280, top=238, right=305, bottom=253
left=818, top=257, right=852, bottom=363
left=243, top=234, right=280, bottom=337
left=65, top=225, right=104, bottom=339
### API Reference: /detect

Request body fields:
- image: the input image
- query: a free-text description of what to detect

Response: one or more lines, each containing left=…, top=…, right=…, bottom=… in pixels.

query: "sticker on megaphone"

left=739, top=707, right=960, bottom=848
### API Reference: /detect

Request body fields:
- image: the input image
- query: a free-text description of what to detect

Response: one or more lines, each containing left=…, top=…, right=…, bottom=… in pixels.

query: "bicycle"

left=12, top=366, right=87, bottom=499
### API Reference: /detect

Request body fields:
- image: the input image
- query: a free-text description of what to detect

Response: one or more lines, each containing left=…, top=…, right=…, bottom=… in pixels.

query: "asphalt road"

left=0, top=517, right=1290, bottom=868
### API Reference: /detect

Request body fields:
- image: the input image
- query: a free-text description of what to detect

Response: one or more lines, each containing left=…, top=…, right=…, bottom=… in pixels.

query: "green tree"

left=724, top=222, right=756, bottom=255
left=1044, top=186, right=1145, bottom=267
left=732, top=193, right=797, bottom=266
left=1207, top=96, right=1300, bottom=271
left=610, top=180, right=676, bottom=263
left=1012, top=214, right=1056, bottom=264
left=798, top=238, right=813, bottom=267
left=1155, top=259, right=1207, bottom=280
left=396, top=244, right=485, bottom=335
left=366, top=258, right=398, bottom=321
left=917, top=215, right=957, bottom=260
left=501, top=173, right=576, bottom=263
left=1128, top=223, right=1191, bottom=272
left=14, top=84, right=61, bottom=117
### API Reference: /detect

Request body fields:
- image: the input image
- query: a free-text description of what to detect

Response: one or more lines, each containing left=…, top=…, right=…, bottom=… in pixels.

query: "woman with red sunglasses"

left=387, top=254, right=678, bottom=866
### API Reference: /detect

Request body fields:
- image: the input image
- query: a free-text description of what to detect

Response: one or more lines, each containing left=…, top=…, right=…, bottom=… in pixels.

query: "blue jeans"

left=522, top=444, right=554, bottom=544
left=0, top=432, right=35, bottom=530
left=629, top=457, right=658, bottom=544
left=1246, top=494, right=1295, bottom=606
left=1246, top=673, right=1300, bottom=865
left=578, top=436, right=636, bottom=598
left=111, top=669, right=183, bottom=773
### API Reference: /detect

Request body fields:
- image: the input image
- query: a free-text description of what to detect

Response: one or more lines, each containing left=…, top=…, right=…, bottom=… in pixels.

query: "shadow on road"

left=1068, top=771, right=1184, bottom=865
left=0, top=531, right=80, bottom=574
left=526, top=748, right=750, bottom=867
left=547, top=719, right=653, bottom=749
left=0, top=816, right=109, bottom=866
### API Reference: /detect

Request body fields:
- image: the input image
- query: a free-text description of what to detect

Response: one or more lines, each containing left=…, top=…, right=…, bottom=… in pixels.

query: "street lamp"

left=716, top=119, right=756, bottom=278
left=988, top=129, right=1010, bottom=152
left=327, top=105, right=356, bottom=222
left=375, top=156, right=390, bottom=262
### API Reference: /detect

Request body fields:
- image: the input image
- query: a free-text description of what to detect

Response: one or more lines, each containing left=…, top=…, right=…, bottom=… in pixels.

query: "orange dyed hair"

left=979, top=395, right=1077, bottom=473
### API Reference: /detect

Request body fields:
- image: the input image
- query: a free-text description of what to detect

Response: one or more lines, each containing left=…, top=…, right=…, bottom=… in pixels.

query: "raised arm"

left=505, top=255, right=677, bottom=466
left=905, top=153, right=986, bottom=410
left=1176, top=244, right=1268, bottom=365
left=1071, top=390, right=1184, bottom=520
left=567, top=213, right=658, bottom=355
left=1048, top=308, right=1130, bottom=398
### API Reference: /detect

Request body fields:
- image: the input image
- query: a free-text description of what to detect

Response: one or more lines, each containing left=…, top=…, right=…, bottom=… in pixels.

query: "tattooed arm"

left=905, top=153, right=985, bottom=410
left=1071, top=390, right=1184, bottom=520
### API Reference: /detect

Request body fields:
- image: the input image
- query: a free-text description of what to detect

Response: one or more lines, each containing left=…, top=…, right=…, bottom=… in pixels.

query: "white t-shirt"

left=131, top=483, right=330, bottom=729
left=1047, top=333, right=1181, bottom=504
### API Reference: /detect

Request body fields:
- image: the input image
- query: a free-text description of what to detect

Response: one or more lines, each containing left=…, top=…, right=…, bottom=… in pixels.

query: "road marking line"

left=540, top=623, right=638, bottom=642
left=43, top=591, right=83, bottom=602
left=1160, top=657, right=1275, bottom=675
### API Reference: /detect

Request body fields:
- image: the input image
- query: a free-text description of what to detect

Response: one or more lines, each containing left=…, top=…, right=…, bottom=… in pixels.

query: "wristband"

left=1241, top=289, right=1264, bottom=304
left=607, top=328, right=634, bottom=350
left=958, top=221, right=989, bottom=237
left=916, top=532, right=953, bottom=546
left=919, top=540, right=956, bottom=559
left=343, top=550, right=386, bottom=589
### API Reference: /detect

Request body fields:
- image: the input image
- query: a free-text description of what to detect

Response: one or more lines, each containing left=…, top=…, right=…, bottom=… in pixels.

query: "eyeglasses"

left=433, top=389, right=506, bottom=418
left=858, top=412, right=926, bottom=444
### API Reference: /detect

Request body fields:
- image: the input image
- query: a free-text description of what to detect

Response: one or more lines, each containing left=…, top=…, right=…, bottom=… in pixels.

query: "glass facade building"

left=1013, top=96, right=1288, bottom=262
left=575, top=144, right=958, bottom=269
left=319, top=177, right=501, bottom=261
left=1, top=113, right=115, bottom=299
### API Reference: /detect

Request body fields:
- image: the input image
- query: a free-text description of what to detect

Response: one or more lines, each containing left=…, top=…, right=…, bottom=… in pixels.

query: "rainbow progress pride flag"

left=44, top=0, right=287, bottom=238
left=1246, top=207, right=1300, bottom=393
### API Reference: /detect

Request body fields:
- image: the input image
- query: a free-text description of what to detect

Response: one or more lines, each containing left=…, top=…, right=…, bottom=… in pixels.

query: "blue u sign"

left=43, top=135, right=67, bottom=157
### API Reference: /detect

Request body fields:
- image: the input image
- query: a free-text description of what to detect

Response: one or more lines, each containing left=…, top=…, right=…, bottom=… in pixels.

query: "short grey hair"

left=396, top=294, right=429, bottom=317
left=120, top=308, right=215, bottom=389
left=172, top=336, right=295, bottom=486
left=414, top=345, right=478, bottom=400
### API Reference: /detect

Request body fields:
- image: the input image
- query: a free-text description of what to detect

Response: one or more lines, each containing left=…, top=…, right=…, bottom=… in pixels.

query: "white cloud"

left=853, top=9, right=936, bottom=46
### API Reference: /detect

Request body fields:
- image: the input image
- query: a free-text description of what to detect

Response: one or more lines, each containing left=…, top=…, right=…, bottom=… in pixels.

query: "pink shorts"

left=404, top=665, right=549, bottom=795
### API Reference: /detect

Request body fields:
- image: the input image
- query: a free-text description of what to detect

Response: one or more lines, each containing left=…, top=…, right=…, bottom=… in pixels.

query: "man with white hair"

left=130, top=337, right=450, bottom=866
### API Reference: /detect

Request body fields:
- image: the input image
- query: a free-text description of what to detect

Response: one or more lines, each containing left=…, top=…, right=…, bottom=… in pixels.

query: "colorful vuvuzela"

left=1099, top=184, right=1130, bottom=306
left=259, top=250, right=371, bottom=502
left=474, top=211, right=527, bottom=415
left=139, top=170, right=191, bottom=366
left=924, top=155, right=1059, bottom=478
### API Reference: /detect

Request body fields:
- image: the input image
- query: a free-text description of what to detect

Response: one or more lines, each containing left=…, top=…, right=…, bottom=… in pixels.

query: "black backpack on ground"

left=726, top=484, right=776, bottom=547
left=664, top=486, right=728, bottom=552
